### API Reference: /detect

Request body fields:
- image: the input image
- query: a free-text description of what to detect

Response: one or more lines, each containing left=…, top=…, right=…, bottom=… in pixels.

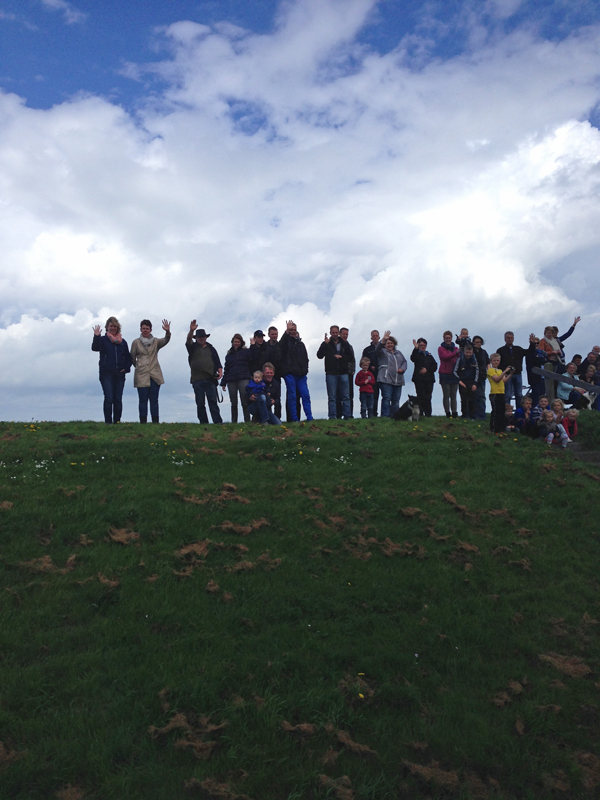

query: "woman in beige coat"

left=130, top=319, right=171, bottom=423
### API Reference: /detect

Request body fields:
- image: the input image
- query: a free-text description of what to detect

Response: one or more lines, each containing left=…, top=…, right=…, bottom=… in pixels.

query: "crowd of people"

left=91, top=316, right=599, bottom=444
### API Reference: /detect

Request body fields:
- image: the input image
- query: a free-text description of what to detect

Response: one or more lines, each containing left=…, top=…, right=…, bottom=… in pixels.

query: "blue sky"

left=5, top=0, right=600, bottom=110
left=2, top=0, right=600, bottom=421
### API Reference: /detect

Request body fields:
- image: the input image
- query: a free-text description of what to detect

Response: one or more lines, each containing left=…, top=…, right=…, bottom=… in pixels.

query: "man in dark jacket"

left=279, top=320, right=313, bottom=422
left=497, top=331, right=536, bottom=410
left=317, top=325, right=353, bottom=419
left=186, top=321, right=223, bottom=424
left=340, top=327, right=355, bottom=418
left=362, top=330, right=381, bottom=416
left=453, top=343, right=479, bottom=419
left=410, top=338, right=437, bottom=417
left=248, top=330, right=270, bottom=374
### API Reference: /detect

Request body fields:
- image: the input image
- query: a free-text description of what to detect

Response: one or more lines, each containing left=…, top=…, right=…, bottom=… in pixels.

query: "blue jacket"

left=92, top=335, right=132, bottom=374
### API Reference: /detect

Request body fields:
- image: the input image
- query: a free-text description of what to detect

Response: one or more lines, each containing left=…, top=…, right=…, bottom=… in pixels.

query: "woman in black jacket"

left=221, top=334, right=252, bottom=423
left=410, top=338, right=437, bottom=417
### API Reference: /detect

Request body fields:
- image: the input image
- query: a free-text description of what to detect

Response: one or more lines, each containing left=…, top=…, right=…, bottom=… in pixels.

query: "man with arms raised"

left=186, top=321, right=223, bottom=424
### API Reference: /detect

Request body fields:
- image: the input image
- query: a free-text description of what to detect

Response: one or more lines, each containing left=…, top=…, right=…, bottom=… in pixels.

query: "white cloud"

left=2, top=0, right=600, bottom=421
left=39, top=0, right=85, bottom=25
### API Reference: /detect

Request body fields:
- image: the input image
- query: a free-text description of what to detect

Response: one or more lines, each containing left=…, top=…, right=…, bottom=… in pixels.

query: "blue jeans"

left=325, top=373, right=351, bottom=419
left=283, top=374, right=313, bottom=421
left=192, top=379, right=223, bottom=424
left=248, top=394, right=282, bottom=425
left=504, top=373, right=522, bottom=409
left=137, top=379, right=160, bottom=419
left=360, top=393, right=374, bottom=418
left=380, top=383, right=402, bottom=417
left=99, top=372, right=125, bottom=424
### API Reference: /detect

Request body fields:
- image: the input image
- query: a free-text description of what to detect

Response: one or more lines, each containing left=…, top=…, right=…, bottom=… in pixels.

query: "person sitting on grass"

left=513, top=397, right=536, bottom=437
left=504, top=403, right=519, bottom=434
left=355, top=357, right=376, bottom=418
left=551, top=398, right=565, bottom=423
left=537, top=409, right=568, bottom=448
left=487, top=353, right=512, bottom=433
left=453, top=343, right=479, bottom=420
left=246, top=370, right=282, bottom=426
left=562, top=408, right=579, bottom=441
left=532, top=395, right=550, bottom=421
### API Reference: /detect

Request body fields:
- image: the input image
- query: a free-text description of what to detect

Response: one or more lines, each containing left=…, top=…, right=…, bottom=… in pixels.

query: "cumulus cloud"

left=38, top=0, right=85, bottom=25
left=1, top=0, right=600, bottom=421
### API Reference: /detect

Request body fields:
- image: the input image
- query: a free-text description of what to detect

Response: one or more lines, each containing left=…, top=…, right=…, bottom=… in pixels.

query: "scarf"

left=440, top=342, right=456, bottom=352
left=140, top=335, right=154, bottom=348
left=106, top=332, right=122, bottom=345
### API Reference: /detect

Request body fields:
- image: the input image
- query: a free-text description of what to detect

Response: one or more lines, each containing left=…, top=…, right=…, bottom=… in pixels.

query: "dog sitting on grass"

left=393, top=396, right=420, bottom=422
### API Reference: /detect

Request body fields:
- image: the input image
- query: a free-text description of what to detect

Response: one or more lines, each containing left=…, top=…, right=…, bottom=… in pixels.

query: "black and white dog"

left=393, top=395, right=420, bottom=422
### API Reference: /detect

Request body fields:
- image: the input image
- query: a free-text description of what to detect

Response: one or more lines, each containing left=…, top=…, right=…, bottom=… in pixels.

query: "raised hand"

left=250, top=337, right=255, bottom=346
left=93, top=324, right=102, bottom=336
left=383, top=330, right=391, bottom=340
left=324, top=332, right=329, bottom=342
left=162, top=319, right=171, bottom=332
left=412, top=339, right=417, bottom=348
left=189, top=319, right=197, bottom=332
left=573, top=316, right=581, bottom=326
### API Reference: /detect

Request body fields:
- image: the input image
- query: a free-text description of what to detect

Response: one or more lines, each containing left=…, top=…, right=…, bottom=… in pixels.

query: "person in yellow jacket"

left=130, top=319, right=171, bottom=423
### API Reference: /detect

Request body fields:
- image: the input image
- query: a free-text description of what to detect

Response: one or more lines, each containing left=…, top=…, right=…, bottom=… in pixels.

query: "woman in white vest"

left=130, top=319, right=171, bottom=423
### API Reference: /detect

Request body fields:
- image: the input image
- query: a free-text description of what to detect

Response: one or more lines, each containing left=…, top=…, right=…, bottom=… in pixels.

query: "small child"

left=355, top=357, right=376, bottom=418
left=551, top=398, right=565, bottom=423
left=487, top=353, right=512, bottom=433
left=513, top=397, right=536, bottom=437
left=537, top=409, right=568, bottom=448
left=504, top=403, right=518, bottom=433
left=562, top=408, right=578, bottom=441
left=532, top=395, right=549, bottom=421
left=246, top=370, right=281, bottom=426
left=455, top=328, right=472, bottom=350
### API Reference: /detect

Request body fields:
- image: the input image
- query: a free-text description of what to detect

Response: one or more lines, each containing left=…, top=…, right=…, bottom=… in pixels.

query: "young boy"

left=513, top=397, right=536, bottom=437
left=532, top=395, right=550, bottom=421
left=355, top=357, right=376, bottom=418
left=487, top=353, right=512, bottom=433
left=246, top=370, right=282, bottom=426
left=453, top=343, right=479, bottom=419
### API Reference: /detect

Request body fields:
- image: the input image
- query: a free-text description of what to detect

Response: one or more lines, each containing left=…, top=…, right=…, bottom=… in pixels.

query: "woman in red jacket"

left=438, top=330, right=460, bottom=418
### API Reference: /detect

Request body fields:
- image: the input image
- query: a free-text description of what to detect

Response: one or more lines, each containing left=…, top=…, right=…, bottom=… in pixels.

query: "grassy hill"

left=1, top=415, right=600, bottom=799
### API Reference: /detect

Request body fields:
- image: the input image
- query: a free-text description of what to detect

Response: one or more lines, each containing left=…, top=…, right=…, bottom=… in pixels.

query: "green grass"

left=1, top=416, right=599, bottom=799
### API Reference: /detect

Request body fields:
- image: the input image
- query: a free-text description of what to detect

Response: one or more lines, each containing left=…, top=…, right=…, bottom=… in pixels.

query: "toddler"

left=455, top=328, right=472, bottom=350
left=537, top=409, right=568, bottom=448
left=355, top=357, right=376, bottom=418
left=562, top=408, right=578, bottom=441
left=246, top=370, right=281, bottom=426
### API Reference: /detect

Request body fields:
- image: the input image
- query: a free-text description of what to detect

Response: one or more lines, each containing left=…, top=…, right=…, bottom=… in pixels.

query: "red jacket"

left=355, top=369, right=375, bottom=394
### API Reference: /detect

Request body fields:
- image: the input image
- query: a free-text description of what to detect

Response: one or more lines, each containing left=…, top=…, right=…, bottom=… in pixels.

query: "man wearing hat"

left=186, top=320, right=223, bottom=424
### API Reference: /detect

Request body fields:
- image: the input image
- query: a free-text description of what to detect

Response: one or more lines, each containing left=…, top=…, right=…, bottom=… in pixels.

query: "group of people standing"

left=91, top=314, right=598, bottom=426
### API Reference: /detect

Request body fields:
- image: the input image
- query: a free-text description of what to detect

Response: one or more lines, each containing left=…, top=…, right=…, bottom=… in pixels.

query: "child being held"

left=355, top=357, right=376, bottom=418
left=246, top=370, right=281, bottom=426
left=537, top=409, right=568, bottom=448
left=455, top=328, right=472, bottom=350
left=562, top=408, right=578, bottom=441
